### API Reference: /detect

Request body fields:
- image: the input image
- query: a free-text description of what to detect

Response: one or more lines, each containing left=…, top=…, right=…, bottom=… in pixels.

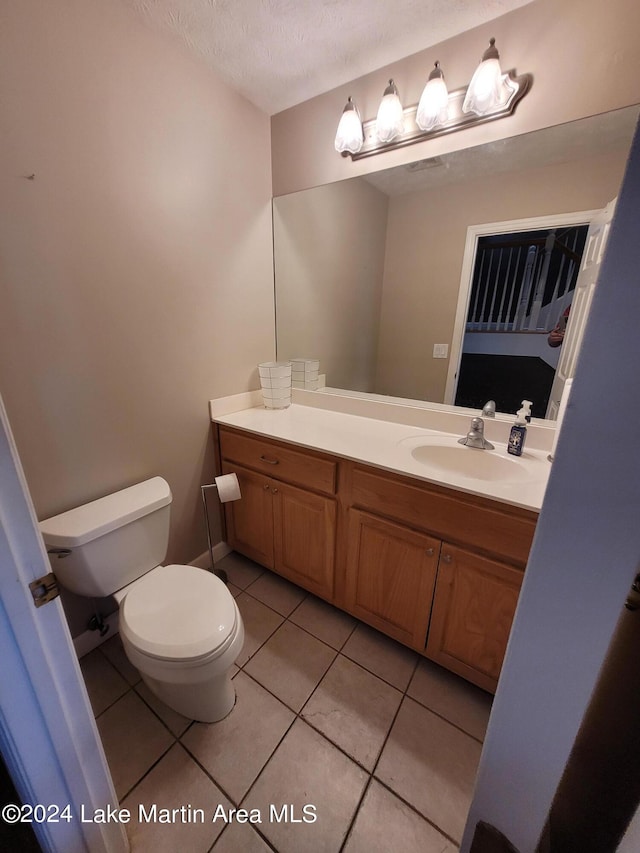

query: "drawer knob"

left=271, top=487, right=279, bottom=494
left=426, top=548, right=435, bottom=557
left=260, top=455, right=279, bottom=465
left=263, top=483, right=270, bottom=490
left=442, top=553, right=452, bottom=563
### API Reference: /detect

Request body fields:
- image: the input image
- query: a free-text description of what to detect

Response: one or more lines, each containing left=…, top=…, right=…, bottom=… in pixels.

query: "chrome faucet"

left=458, top=416, right=495, bottom=450
left=481, top=399, right=496, bottom=418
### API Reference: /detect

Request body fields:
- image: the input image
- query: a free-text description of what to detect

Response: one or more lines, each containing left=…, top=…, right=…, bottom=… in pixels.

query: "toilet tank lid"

left=39, top=477, right=172, bottom=548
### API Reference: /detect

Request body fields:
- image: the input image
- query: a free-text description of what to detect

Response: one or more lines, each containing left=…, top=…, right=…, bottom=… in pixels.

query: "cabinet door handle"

left=442, top=553, right=452, bottom=563
left=425, top=548, right=435, bottom=557
left=263, top=483, right=270, bottom=490
left=271, top=487, right=279, bottom=494
left=260, top=455, right=279, bottom=465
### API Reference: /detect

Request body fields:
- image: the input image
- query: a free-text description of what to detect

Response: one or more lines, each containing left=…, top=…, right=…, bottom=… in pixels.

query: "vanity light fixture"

left=336, top=38, right=531, bottom=160
left=463, top=38, right=515, bottom=116
left=375, top=79, right=405, bottom=143
left=334, top=96, right=364, bottom=155
left=416, top=61, right=449, bottom=131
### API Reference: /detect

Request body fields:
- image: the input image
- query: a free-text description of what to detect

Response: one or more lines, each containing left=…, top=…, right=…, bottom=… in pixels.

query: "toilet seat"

left=119, top=564, right=238, bottom=663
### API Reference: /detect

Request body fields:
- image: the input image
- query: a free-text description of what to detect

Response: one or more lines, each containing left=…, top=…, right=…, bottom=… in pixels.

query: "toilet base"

left=141, top=670, right=236, bottom=723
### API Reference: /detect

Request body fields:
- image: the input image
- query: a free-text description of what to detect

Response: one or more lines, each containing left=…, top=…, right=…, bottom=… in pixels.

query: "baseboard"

left=190, top=540, right=232, bottom=570
left=73, top=542, right=233, bottom=658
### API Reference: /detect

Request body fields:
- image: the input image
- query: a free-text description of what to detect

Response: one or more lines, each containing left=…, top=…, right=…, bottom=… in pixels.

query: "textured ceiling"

left=121, top=0, right=534, bottom=115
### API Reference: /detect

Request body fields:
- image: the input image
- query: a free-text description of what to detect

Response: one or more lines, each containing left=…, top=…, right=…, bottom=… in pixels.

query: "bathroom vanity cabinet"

left=216, top=424, right=537, bottom=693
left=219, top=429, right=337, bottom=599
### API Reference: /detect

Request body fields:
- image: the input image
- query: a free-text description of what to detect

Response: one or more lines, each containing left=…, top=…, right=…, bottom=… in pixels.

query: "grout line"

left=401, top=693, right=488, bottom=746
left=118, top=739, right=178, bottom=803
left=370, top=775, right=462, bottom=849
left=338, top=774, right=373, bottom=853
left=178, top=739, right=247, bottom=810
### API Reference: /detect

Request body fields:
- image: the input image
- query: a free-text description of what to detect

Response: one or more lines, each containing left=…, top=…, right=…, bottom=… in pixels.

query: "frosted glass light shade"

left=416, top=62, right=449, bottom=131
left=334, top=97, right=364, bottom=155
left=376, top=80, right=404, bottom=144
left=463, top=38, right=512, bottom=116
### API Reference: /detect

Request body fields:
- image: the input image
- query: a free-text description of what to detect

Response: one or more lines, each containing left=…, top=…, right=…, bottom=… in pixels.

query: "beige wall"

left=274, top=180, right=388, bottom=390
left=0, top=1, right=274, bottom=635
left=375, top=149, right=627, bottom=402
left=271, top=0, right=640, bottom=195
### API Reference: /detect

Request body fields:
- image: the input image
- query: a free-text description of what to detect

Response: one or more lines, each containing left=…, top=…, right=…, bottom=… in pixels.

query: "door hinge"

left=29, top=572, right=60, bottom=608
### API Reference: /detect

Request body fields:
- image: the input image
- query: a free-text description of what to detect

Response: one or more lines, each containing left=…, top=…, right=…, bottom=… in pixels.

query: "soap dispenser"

left=508, top=400, right=532, bottom=457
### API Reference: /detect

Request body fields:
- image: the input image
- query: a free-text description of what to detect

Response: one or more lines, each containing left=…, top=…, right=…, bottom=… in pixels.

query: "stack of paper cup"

left=290, top=358, right=320, bottom=390
left=258, top=362, right=292, bottom=409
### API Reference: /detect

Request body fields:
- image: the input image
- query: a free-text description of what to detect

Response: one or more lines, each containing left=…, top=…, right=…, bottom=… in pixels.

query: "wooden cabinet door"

left=426, top=544, right=523, bottom=693
left=345, top=510, right=440, bottom=650
left=222, top=462, right=274, bottom=569
left=272, top=480, right=336, bottom=599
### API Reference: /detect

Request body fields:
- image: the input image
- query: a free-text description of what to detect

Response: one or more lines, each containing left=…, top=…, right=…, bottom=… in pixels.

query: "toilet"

left=39, top=476, right=244, bottom=723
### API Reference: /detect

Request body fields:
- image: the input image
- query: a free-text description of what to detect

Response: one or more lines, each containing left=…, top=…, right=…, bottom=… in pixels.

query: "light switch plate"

left=433, top=343, right=449, bottom=358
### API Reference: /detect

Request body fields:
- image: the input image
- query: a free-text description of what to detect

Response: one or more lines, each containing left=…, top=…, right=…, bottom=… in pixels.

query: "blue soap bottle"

left=508, top=400, right=532, bottom=457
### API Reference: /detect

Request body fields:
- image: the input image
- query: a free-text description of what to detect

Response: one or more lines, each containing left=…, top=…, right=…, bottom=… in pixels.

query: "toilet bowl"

left=117, top=564, right=244, bottom=722
left=39, top=477, right=243, bottom=723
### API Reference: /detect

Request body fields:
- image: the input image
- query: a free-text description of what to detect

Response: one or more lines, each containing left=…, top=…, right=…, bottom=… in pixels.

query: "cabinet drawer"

left=350, top=464, right=536, bottom=567
left=220, top=427, right=337, bottom=496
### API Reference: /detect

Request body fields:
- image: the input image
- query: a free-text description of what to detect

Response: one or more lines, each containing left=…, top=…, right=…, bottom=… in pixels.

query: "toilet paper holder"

left=200, top=474, right=242, bottom=585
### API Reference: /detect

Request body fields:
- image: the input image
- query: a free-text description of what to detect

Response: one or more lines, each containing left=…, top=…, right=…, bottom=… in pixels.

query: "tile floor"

left=80, top=552, right=493, bottom=853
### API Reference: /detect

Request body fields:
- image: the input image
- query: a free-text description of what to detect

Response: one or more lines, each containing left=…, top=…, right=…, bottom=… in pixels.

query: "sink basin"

left=398, top=435, right=545, bottom=483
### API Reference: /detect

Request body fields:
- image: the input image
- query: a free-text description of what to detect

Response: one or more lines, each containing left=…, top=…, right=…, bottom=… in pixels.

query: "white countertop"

left=212, top=400, right=550, bottom=512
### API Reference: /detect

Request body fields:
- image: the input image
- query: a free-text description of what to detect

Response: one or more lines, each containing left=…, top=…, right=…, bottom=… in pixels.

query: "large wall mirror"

left=274, top=105, right=638, bottom=422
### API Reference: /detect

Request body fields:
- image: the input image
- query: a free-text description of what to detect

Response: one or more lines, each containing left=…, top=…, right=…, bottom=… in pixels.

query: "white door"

left=444, top=209, right=599, bottom=408
left=546, top=198, right=617, bottom=418
left=0, top=395, right=128, bottom=853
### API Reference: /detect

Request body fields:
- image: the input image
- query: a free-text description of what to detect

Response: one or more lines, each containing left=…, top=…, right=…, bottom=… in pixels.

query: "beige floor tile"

left=344, top=779, right=457, bottom=853
left=123, top=743, right=229, bottom=853
left=96, top=691, right=175, bottom=799
left=80, top=649, right=130, bottom=717
left=244, top=719, right=368, bottom=853
left=302, top=655, right=402, bottom=770
left=212, top=821, right=274, bottom=852
left=181, top=672, right=294, bottom=802
left=234, top=592, right=284, bottom=667
left=99, top=633, right=141, bottom=686
left=408, top=659, right=493, bottom=741
left=219, top=552, right=264, bottom=589
left=289, top=594, right=357, bottom=650
left=244, top=621, right=336, bottom=711
left=245, top=569, right=307, bottom=616
left=135, top=681, right=192, bottom=738
left=375, top=697, right=481, bottom=844
left=342, top=623, right=418, bottom=691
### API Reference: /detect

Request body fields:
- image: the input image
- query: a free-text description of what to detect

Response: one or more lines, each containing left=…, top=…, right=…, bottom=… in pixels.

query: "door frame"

left=0, top=394, right=128, bottom=853
left=443, top=209, right=600, bottom=407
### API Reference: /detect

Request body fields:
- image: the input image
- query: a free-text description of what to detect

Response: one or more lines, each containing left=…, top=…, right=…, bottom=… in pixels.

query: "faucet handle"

left=482, top=400, right=496, bottom=417
left=459, top=416, right=494, bottom=449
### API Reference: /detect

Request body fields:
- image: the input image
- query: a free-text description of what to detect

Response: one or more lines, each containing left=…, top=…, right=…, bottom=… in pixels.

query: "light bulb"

left=463, top=38, right=512, bottom=116
left=334, top=97, right=364, bottom=155
left=376, top=80, right=404, bottom=144
left=416, top=62, right=449, bottom=131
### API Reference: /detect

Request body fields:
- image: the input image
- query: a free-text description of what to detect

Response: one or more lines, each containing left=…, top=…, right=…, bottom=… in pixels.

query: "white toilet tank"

left=39, top=477, right=172, bottom=598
